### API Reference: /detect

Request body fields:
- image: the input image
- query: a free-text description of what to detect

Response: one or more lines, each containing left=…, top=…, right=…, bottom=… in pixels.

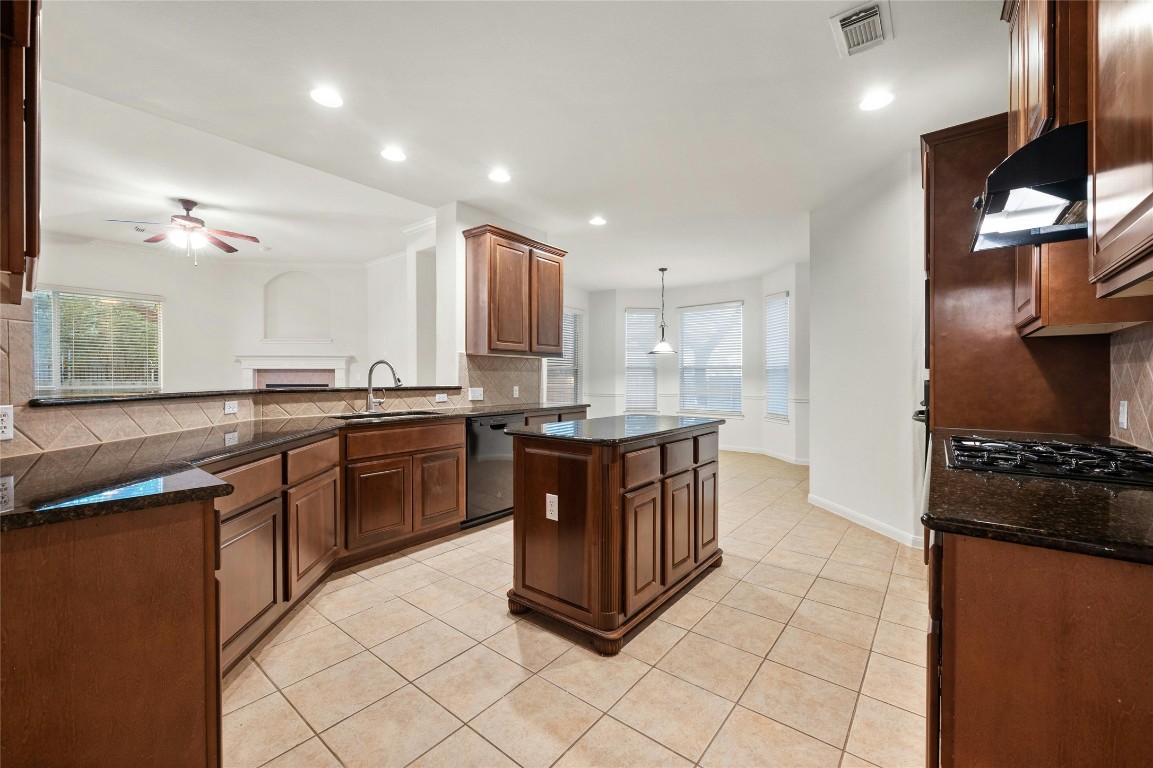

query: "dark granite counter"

left=29, top=384, right=463, bottom=407
left=922, top=428, right=1153, bottom=565
left=507, top=414, right=724, bottom=445
left=1, top=403, right=587, bottom=531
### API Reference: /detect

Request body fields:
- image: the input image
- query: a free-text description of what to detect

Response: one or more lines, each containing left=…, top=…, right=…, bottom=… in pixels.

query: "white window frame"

left=677, top=300, right=743, bottom=416
left=544, top=308, right=584, bottom=404
left=764, top=291, right=790, bottom=422
left=624, top=308, right=659, bottom=412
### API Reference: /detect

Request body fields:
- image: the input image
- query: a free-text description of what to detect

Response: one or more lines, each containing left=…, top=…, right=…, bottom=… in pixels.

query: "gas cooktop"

left=946, top=435, right=1153, bottom=488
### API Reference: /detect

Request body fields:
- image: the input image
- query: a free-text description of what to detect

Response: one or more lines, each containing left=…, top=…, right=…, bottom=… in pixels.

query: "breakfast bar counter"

left=505, top=415, right=725, bottom=654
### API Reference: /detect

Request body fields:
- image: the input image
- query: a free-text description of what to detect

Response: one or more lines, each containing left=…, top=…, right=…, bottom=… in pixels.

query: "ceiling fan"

left=107, top=199, right=260, bottom=264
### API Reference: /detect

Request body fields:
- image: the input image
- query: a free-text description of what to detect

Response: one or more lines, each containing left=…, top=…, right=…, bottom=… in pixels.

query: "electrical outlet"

left=468, top=387, right=484, bottom=401
left=0, top=405, right=12, bottom=441
left=435, top=393, right=449, bottom=404
left=513, top=386, right=520, bottom=398
left=0, top=476, right=13, bottom=513
left=223, top=400, right=239, bottom=415
left=545, top=493, right=559, bottom=521
left=224, top=431, right=239, bottom=447
left=1119, top=400, right=1129, bottom=429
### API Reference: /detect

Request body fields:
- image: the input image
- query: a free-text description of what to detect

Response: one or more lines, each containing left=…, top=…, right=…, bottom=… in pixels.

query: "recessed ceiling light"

left=488, top=167, right=511, bottom=183
left=589, top=216, right=607, bottom=226
left=859, top=90, right=894, bottom=111
left=309, top=87, right=343, bottom=108
left=381, top=145, right=407, bottom=162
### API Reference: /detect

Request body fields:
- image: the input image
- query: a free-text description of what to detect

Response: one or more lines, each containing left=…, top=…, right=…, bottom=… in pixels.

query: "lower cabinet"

left=219, top=498, right=284, bottom=669
left=524, top=406, right=589, bottom=427
left=346, top=456, right=413, bottom=551
left=286, top=466, right=340, bottom=600
left=663, top=471, right=696, bottom=585
left=695, top=461, right=719, bottom=562
left=624, top=483, right=663, bottom=615
left=414, top=448, right=466, bottom=531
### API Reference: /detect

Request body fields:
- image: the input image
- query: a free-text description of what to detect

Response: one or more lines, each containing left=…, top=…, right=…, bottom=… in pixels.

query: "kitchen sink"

left=333, top=410, right=438, bottom=420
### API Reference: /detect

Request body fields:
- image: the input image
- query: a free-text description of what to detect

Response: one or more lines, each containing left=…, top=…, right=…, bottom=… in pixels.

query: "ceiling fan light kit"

left=107, top=198, right=259, bottom=266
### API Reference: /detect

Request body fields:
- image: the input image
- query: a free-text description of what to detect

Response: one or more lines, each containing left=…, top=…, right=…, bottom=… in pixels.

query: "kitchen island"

left=921, top=428, right=1153, bottom=768
left=505, top=414, right=724, bottom=654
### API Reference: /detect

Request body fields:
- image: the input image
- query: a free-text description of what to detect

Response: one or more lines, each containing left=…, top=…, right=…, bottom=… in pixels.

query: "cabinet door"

left=624, top=483, right=663, bottom=616
left=219, top=499, right=283, bottom=659
left=413, top=447, right=465, bottom=531
left=346, top=456, right=412, bottom=551
left=1013, top=245, right=1041, bottom=328
left=286, top=466, right=340, bottom=600
left=663, top=471, right=696, bottom=585
left=1019, top=0, right=1052, bottom=144
left=695, top=462, right=719, bottom=563
left=1089, top=0, right=1153, bottom=288
left=489, top=236, right=531, bottom=352
left=530, top=248, right=564, bottom=355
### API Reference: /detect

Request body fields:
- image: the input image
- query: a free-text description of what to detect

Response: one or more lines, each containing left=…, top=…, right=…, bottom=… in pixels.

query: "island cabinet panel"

left=530, top=249, right=564, bottom=355
left=220, top=499, right=285, bottom=670
left=490, top=237, right=531, bottom=352
left=413, top=447, right=465, bottom=531
left=695, top=462, right=719, bottom=562
left=933, top=534, right=1153, bottom=767
left=286, top=466, right=340, bottom=600
left=663, top=438, right=694, bottom=475
left=624, top=483, right=663, bottom=615
left=346, top=456, right=413, bottom=551
left=515, top=443, right=597, bottom=620
left=663, top=471, right=696, bottom=584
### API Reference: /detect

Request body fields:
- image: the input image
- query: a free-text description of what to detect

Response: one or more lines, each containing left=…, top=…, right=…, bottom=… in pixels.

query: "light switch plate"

left=1119, top=400, right=1129, bottom=429
left=224, top=400, right=239, bottom=415
left=545, top=493, right=559, bottom=521
left=468, top=388, right=484, bottom=401
left=435, top=393, right=449, bottom=403
left=513, top=386, right=520, bottom=398
left=0, top=405, right=12, bottom=441
left=224, top=431, right=239, bottom=447
left=0, top=476, right=13, bottom=513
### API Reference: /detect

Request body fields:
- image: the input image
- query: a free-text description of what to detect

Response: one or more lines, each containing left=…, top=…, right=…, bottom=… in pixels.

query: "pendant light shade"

left=649, top=267, right=676, bottom=355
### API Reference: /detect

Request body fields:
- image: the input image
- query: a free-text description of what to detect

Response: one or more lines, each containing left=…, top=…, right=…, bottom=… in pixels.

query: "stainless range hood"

left=970, top=121, right=1088, bottom=252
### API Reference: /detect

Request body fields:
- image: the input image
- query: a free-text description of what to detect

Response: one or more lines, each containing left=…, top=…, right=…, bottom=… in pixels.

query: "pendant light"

left=649, top=267, right=676, bottom=355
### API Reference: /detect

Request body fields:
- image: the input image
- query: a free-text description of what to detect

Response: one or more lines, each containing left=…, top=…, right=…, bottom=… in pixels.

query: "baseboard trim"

left=721, top=444, right=809, bottom=466
left=807, top=493, right=923, bottom=548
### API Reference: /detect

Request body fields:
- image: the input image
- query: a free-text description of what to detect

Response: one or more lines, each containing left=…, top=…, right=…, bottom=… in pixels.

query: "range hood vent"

left=971, top=121, right=1089, bottom=252
left=840, top=5, right=885, bottom=54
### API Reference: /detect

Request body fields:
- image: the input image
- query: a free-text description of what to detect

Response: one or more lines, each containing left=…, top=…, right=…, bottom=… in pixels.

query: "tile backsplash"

left=1111, top=323, right=1153, bottom=450
left=459, top=354, right=542, bottom=406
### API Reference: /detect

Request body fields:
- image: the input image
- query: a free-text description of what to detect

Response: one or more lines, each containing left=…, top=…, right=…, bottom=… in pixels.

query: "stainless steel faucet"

left=365, top=359, right=403, bottom=412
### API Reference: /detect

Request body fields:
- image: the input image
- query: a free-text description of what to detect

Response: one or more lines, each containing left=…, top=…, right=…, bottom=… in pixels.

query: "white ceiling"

left=41, top=0, right=1008, bottom=289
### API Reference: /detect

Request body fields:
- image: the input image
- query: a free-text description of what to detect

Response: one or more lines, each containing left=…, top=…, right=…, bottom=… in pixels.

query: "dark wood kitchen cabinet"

left=286, top=466, right=340, bottom=599
left=219, top=498, right=284, bottom=670
left=346, top=456, right=413, bottom=551
left=927, top=533, right=1153, bottom=767
left=413, top=447, right=466, bottom=531
left=1087, top=0, right=1153, bottom=297
left=1005, top=0, right=1053, bottom=151
left=623, top=483, right=663, bottom=616
left=663, top=470, right=696, bottom=585
left=524, top=406, right=589, bottom=427
left=695, top=461, right=719, bottom=562
left=465, top=224, right=567, bottom=357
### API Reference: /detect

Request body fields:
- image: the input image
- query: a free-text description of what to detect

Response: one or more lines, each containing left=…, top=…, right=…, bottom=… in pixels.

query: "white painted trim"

left=365, top=251, right=406, bottom=266
left=807, top=493, right=923, bottom=548
left=721, top=445, right=809, bottom=466
left=401, top=216, right=437, bottom=235
left=235, top=355, right=355, bottom=388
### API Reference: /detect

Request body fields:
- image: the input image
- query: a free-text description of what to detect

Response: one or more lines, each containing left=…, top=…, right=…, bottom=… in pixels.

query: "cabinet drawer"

left=286, top=436, right=339, bottom=485
left=525, top=412, right=557, bottom=428
left=557, top=409, right=586, bottom=422
left=623, top=447, right=660, bottom=490
left=695, top=433, right=719, bottom=464
left=662, top=439, right=694, bottom=475
left=345, top=421, right=465, bottom=461
left=215, top=455, right=282, bottom=518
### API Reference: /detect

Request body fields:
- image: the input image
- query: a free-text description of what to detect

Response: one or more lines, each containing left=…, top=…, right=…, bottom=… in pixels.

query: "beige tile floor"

left=224, top=450, right=928, bottom=768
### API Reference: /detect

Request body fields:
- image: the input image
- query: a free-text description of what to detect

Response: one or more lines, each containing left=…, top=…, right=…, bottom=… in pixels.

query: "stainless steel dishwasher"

left=464, top=413, right=525, bottom=528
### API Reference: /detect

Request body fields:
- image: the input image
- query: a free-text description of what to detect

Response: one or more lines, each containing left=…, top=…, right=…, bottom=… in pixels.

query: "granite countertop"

left=922, top=427, right=1153, bottom=565
left=29, top=384, right=464, bottom=407
left=1, top=402, right=587, bottom=531
left=506, top=414, right=725, bottom=445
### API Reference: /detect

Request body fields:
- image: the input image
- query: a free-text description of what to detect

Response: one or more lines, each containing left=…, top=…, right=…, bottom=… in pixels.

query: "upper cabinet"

left=0, top=0, right=42, bottom=305
left=464, top=225, right=566, bottom=357
left=1006, top=0, right=1053, bottom=151
left=1087, top=0, right=1153, bottom=297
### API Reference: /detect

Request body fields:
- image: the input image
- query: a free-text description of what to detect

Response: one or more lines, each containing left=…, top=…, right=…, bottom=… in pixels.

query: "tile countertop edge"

left=922, top=427, right=1153, bottom=566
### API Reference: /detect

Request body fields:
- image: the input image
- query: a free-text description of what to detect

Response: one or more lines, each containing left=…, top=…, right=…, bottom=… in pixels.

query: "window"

left=545, top=310, right=583, bottom=402
left=624, top=309, right=659, bottom=410
left=679, top=302, right=743, bottom=414
left=765, top=292, right=790, bottom=421
left=33, top=289, right=163, bottom=395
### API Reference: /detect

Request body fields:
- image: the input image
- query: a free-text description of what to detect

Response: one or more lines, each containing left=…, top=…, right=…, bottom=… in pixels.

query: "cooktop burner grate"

left=945, top=436, right=1153, bottom=488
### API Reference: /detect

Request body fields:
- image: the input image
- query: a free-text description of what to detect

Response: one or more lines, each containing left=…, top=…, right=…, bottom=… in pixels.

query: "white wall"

left=808, top=149, right=926, bottom=546
left=365, top=252, right=411, bottom=379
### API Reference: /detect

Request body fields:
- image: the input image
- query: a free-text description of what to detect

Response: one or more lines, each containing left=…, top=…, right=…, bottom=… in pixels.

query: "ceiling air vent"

left=829, top=1, right=894, bottom=59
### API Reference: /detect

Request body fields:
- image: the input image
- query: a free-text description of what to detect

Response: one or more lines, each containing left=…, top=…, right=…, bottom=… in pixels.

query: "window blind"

left=545, top=311, right=582, bottom=403
left=624, top=309, right=658, bottom=410
left=765, top=291, right=790, bottom=420
left=679, top=302, right=743, bottom=414
left=33, top=289, right=163, bottom=395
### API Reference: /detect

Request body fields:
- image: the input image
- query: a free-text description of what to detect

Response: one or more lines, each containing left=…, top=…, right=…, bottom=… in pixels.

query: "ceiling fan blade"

left=106, top=219, right=164, bottom=225
left=205, top=234, right=238, bottom=254
left=207, top=228, right=260, bottom=243
left=142, top=233, right=168, bottom=243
